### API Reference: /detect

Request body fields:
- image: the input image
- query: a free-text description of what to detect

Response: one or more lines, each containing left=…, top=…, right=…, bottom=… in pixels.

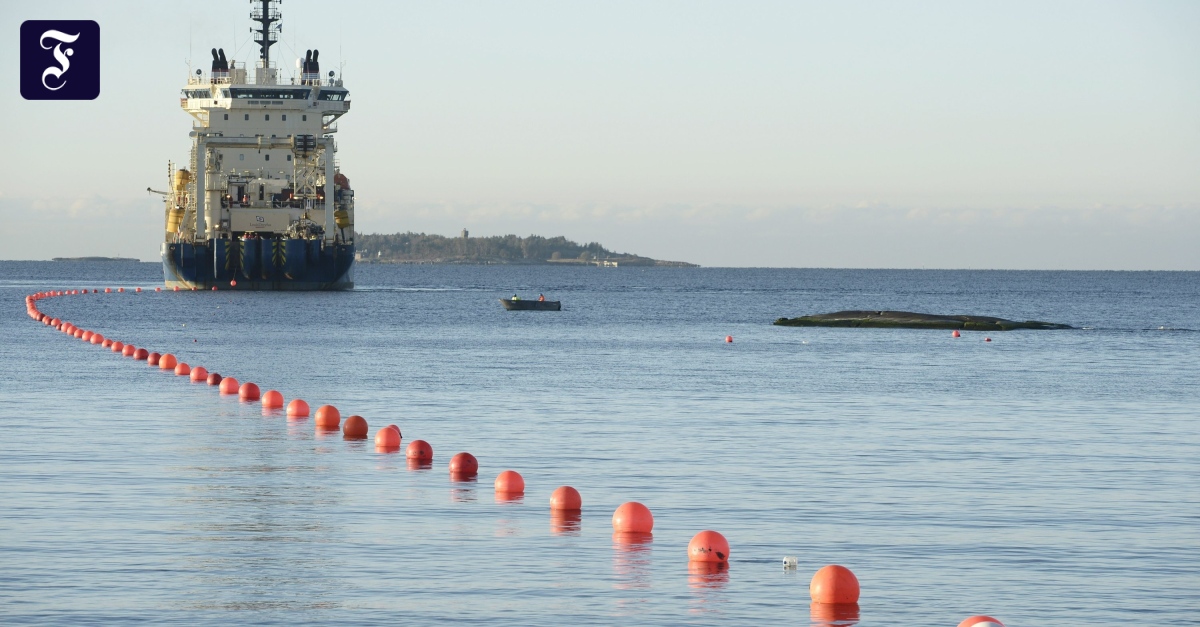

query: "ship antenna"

left=251, top=0, right=281, bottom=68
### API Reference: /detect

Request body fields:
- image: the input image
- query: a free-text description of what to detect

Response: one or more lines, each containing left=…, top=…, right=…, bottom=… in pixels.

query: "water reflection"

left=612, top=532, right=653, bottom=590
left=687, top=561, right=729, bottom=615
left=494, top=492, right=524, bottom=504
left=810, top=602, right=859, bottom=626
left=550, top=510, right=581, bottom=535
left=495, top=517, right=520, bottom=537
left=449, top=471, right=476, bottom=483
left=687, top=560, right=729, bottom=589
left=285, top=420, right=309, bottom=438
left=406, top=459, right=432, bottom=471
left=374, top=444, right=400, bottom=454
left=449, top=477, right=477, bottom=503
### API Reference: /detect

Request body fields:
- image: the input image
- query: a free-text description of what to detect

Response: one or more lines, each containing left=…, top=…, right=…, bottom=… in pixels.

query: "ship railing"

left=187, top=75, right=234, bottom=85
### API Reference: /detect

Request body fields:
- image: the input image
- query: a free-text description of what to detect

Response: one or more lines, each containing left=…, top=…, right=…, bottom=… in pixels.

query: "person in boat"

left=511, top=294, right=520, bottom=301
left=538, top=294, right=545, bottom=302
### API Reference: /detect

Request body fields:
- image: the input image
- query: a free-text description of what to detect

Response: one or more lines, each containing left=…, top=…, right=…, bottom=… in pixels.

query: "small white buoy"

left=782, top=556, right=798, bottom=569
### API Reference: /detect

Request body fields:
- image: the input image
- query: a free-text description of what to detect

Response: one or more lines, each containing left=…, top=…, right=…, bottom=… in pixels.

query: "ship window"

left=264, top=154, right=270, bottom=161
left=302, top=115, right=307, bottom=121
left=286, top=155, right=292, bottom=161
left=239, top=154, right=245, bottom=161
left=265, top=114, right=270, bottom=121
left=223, top=113, right=229, bottom=120
left=229, top=88, right=310, bottom=100
left=244, top=114, right=249, bottom=120
left=282, top=114, right=287, bottom=121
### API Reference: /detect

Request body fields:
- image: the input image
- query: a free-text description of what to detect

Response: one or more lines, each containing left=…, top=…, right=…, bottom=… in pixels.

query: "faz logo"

left=20, top=20, right=100, bottom=100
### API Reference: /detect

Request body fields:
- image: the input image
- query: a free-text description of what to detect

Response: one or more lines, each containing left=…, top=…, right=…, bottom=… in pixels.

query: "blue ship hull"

left=162, top=239, right=354, bottom=290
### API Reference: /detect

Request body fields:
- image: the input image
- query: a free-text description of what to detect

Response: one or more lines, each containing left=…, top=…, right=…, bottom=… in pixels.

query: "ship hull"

left=162, top=240, right=354, bottom=290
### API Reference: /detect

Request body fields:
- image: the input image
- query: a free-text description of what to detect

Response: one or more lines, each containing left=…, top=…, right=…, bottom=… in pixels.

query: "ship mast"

left=251, top=0, right=280, bottom=69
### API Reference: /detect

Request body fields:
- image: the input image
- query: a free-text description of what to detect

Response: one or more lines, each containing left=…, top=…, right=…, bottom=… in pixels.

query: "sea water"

left=1, top=262, right=1197, bottom=625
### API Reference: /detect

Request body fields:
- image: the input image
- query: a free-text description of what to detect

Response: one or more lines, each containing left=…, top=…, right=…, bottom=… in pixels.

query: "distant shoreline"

left=51, top=257, right=142, bottom=263
left=355, top=231, right=698, bottom=267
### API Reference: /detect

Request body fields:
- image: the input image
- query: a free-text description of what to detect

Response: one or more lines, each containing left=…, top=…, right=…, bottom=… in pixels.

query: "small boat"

left=500, top=298, right=561, bottom=311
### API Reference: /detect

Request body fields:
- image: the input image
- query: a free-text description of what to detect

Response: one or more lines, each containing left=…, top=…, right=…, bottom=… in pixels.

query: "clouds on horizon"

left=4, top=194, right=1194, bottom=270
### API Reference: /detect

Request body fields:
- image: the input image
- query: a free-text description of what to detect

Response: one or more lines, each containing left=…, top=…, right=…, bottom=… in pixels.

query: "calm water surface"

left=1, top=262, right=1197, bottom=625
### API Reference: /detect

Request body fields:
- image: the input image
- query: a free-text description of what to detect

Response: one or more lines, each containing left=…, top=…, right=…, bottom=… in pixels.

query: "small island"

left=774, top=310, right=1073, bottom=331
left=355, top=231, right=696, bottom=267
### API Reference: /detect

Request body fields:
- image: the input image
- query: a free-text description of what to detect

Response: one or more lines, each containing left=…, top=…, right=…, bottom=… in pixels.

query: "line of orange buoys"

left=23, top=287, right=1006, bottom=625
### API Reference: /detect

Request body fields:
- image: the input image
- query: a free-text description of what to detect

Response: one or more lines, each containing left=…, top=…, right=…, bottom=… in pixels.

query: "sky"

left=1, top=0, right=1197, bottom=268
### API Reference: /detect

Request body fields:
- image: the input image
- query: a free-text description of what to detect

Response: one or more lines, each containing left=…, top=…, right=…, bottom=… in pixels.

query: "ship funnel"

left=302, top=49, right=320, bottom=85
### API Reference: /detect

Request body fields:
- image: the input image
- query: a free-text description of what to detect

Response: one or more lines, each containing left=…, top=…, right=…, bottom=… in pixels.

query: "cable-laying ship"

left=156, top=0, right=354, bottom=289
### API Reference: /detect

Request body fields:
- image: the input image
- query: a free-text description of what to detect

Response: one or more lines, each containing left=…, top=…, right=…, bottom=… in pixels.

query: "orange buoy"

left=135, top=287, right=142, bottom=293
left=238, top=382, right=260, bottom=401
left=958, top=616, right=1004, bottom=627
left=122, top=344, right=136, bottom=356
left=190, top=366, right=208, bottom=382
left=211, top=286, right=217, bottom=291
left=230, top=279, right=237, bottom=287
left=315, top=405, right=341, bottom=428
left=550, top=486, right=582, bottom=511
left=218, top=376, right=239, bottom=394
left=343, top=415, right=368, bottom=438
left=449, top=452, right=478, bottom=476
left=147, top=352, right=161, bottom=366
left=952, top=329, right=961, bottom=338
left=104, top=288, right=112, bottom=293
left=985, top=337, right=992, bottom=342
left=118, top=288, right=124, bottom=293
left=383, top=424, right=401, bottom=439
left=261, top=390, right=284, bottom=408
left=207, top=372, right=222, bottom=385
left=133, top=348, right=149, bottom=360
left=173, top=286, right=179, bottom=291
left=494, top=470, right=525, bottom=494
left=286, top=399, right=310, bottom=417
left=155, top=287, right=162, bottom=292
left=81, top=331, right=93, bottom=341
left=725, top=335, right=733, bottom=343
left=174, top=362, right=190, bottom=376
left=687, top=530, right=730, bottom=563
left=74, top=329, right=85, bottom=338
left=809, top=564, right=860, bottom=605
left=406, top=439, right=433, bottom=461
left=374, top=426, right=401, bottom=449
left=159, top=354, right=177, bottom=370
left=102, top=339, right=113, bottom=348
left=90, top=334, right=104, bottom=345
left=612, top=502, right=654, bottom=533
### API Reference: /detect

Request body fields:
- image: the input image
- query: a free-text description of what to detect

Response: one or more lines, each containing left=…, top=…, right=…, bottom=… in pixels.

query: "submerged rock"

left=773, top=310, right=1073, bottom=331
